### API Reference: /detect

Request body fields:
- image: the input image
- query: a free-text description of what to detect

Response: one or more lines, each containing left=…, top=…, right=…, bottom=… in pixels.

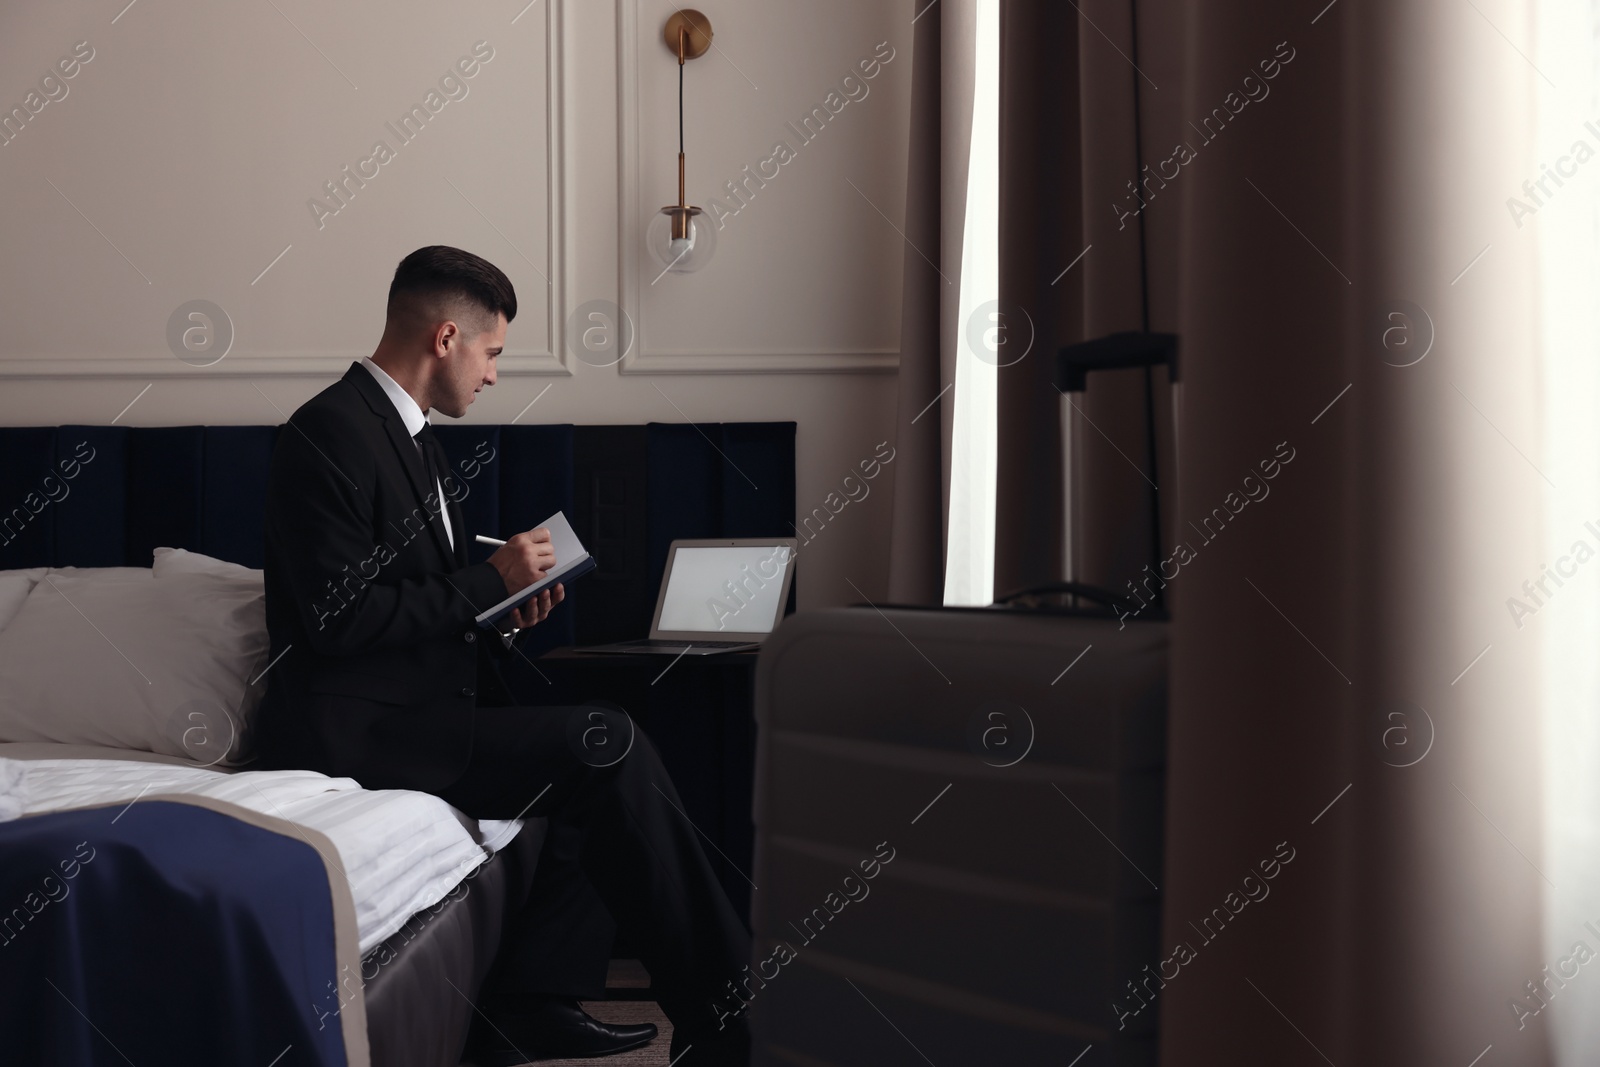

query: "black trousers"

left=438, top=703, right=750, bottom=1033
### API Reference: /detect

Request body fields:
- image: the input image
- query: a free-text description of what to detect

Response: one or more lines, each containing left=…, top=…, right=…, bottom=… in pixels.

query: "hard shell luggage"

left=747, top=334, right=1177, bottom=1066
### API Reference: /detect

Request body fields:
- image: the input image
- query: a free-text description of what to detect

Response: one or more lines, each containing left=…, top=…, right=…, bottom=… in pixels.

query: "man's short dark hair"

left=386, top=245, right=517, bottom=336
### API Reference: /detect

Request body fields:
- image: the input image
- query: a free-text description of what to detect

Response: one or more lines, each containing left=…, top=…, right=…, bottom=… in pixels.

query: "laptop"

left=577, top=538, right=799, bottom=655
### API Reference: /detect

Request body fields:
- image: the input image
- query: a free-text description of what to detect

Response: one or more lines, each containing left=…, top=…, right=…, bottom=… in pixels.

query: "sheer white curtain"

left=1537, top=1, right=1600, bottom=1060
left=943, top=0, right=998, bottom=606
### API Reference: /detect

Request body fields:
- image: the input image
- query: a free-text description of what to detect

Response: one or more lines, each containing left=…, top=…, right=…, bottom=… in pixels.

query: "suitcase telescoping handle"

left=1055, top=331, right=1178, bottom=616
left=1056, top=331, right=1178, bottom=393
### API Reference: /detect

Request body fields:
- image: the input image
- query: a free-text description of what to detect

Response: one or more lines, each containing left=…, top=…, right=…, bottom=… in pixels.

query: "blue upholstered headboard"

left=0, top=422, right=796, bottom=653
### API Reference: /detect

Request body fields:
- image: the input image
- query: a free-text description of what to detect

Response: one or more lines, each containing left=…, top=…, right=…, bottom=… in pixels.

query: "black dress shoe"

left=468, top=997, right=658, bottom=1064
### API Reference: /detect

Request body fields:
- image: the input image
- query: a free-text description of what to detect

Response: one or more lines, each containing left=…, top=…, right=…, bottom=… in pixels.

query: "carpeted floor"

left=461, top=960, right=678, bottom=1067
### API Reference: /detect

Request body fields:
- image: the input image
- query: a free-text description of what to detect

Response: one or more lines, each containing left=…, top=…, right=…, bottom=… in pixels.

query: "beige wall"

left=0, top=0, right=913, bottom=608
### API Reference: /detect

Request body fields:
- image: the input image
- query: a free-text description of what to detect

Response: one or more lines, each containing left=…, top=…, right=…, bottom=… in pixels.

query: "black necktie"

left=413, top=425, right=456, bottom=558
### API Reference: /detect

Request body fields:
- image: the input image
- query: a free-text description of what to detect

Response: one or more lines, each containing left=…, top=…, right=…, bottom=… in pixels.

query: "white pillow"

left=0, top=569, right=269, bottom=765
left=153, top=547, right=262, bottom=585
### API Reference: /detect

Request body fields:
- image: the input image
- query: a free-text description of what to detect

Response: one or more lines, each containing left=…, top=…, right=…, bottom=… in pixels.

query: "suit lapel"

left=343, top=364, right=456, bottom=565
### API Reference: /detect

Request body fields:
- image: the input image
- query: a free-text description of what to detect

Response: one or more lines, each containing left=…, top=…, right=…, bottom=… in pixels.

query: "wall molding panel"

left=0, top=0, right=570, bottom=380
left=614, top=0, right=904, bottom=375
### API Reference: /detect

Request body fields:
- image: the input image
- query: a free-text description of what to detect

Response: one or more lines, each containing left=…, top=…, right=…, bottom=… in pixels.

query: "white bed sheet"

left=0, top=754, right=524, bottom=953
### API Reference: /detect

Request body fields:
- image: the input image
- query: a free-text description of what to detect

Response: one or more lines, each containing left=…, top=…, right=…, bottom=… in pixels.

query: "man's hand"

left=509, top=583, right=564, bottom=629
left=488, top=527, right=556, bottom=593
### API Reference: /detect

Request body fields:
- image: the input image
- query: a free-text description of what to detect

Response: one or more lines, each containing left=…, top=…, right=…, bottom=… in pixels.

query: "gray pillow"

left=0, top=569, right=268, bottom=765
left=46, top=566, right=152, bottom=580
left=153, top=547, right=262, bottom=585
left=0, top=576, right=34, bottom=634
left=0, top=568, right=46, bottom=632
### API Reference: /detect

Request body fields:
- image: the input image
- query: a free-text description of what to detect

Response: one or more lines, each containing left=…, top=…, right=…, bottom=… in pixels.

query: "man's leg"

left=440, top=703, right=751, bottom=1063
left=482, top=814, right=615, bottom=1004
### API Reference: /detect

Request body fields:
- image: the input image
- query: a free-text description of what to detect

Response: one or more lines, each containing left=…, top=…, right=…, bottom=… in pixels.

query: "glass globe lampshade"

left=647, top=205, right=717, bottom=274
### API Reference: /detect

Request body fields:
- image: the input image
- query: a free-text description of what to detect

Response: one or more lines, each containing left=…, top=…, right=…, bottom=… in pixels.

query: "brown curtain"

left=1148, top=0, right=1548, bottom=1060
left=893, top=0, right=1160, bottom=606
left=993, top=0, right=1077, bottom=599
left=990, top=1, right=1548, bottom=1063
left=886, top=0, right=981, bottom=606
left=994, top=0, right=1167, bottom=602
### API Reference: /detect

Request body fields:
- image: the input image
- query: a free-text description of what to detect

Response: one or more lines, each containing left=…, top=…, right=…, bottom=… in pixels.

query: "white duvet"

left=0, top=756, right=523, bottom=954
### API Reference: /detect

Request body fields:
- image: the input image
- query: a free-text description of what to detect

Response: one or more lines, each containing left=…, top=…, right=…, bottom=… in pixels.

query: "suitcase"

left=747, top=334, right=1177, bottom=1067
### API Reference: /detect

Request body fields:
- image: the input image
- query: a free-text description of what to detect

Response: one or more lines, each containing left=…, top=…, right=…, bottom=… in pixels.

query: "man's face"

left=434, top=312, right=506, bottom=418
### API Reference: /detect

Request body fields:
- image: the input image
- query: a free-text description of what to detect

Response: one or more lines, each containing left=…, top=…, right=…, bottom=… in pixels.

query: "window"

left=944, top=0, right=1000, bottom=606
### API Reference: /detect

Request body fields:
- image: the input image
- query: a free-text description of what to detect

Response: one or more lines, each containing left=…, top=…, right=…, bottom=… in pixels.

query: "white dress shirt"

left=360, top=357, right=454, bottom=551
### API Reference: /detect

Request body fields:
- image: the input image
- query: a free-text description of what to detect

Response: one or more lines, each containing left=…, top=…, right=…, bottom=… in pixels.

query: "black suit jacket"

left=255, top=363, right=517, bottom=792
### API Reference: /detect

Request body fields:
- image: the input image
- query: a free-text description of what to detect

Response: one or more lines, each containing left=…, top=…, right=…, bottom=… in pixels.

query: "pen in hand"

left=475, top=535, right=507, bottom=547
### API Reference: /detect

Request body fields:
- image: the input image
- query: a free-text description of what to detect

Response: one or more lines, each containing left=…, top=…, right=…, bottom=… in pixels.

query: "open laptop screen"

left=655, top=545, right=793, bottom=635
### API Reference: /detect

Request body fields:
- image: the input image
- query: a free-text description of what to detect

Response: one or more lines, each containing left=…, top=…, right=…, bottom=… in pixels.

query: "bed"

left=0, top=420, right=796, bottom=1066
left=0, top=554, right=545, bottom=1067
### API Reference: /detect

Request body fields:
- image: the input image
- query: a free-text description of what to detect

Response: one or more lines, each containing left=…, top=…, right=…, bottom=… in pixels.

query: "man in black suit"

left=256, top=246, right=751, bottom=1066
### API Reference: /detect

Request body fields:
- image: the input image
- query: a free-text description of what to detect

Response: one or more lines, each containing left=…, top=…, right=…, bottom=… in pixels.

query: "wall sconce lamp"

left=647, top=9, right=717, bottom=275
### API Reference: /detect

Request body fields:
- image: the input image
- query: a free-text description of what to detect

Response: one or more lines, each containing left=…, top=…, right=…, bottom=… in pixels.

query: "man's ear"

left=432, top=320, right=460, bottom=358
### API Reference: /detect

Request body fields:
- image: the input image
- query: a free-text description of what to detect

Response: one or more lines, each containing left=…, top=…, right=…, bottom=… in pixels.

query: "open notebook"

left=473, top=511, right=597, bottom=627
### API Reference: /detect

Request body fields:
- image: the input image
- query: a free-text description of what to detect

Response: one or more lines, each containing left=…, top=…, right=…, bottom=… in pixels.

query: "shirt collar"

left=360, top=357, right=429, bottom=439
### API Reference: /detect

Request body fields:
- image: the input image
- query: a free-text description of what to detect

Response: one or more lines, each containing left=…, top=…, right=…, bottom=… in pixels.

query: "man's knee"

left=566, top=702, right=636, bottom=769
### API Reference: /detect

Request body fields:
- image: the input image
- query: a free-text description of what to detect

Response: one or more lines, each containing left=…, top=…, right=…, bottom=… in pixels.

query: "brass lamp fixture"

left=647, top=9, right=717, bottom=274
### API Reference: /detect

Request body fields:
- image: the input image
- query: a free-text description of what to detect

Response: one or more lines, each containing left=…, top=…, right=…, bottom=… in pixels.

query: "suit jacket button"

left=460, top=686, right=475, bottom=698
left=463, top=631, right=477, bottom=644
